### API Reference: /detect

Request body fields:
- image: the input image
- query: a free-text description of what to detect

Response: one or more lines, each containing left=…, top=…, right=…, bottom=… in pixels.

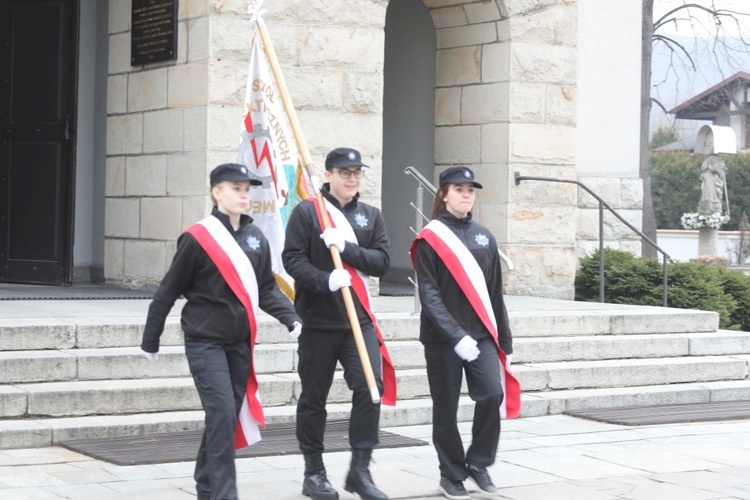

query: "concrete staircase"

left=1, top=296, right=750, bottom=450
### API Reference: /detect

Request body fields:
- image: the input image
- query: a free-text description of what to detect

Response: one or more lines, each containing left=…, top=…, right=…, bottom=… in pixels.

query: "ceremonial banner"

left=238, top=36, right=309, bottom=298
left=243, top=6, right=383, bottom=405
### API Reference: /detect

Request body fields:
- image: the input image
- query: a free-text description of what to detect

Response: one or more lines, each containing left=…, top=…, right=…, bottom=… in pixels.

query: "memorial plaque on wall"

left=131, top=0, right=178, bottom=66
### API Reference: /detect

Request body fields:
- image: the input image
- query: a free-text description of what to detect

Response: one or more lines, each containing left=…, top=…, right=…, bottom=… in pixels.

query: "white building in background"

left=670, top=71, right=750, bottom=154
left=1, top=0, right=645, bottom=300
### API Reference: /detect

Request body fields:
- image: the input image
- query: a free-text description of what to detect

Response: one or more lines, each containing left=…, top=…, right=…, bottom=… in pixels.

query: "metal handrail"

left=404, top=166, right=434, bottom=194
left=514, top=172, right=671, bottom=306
left=404, top=166, right=515, bottom=271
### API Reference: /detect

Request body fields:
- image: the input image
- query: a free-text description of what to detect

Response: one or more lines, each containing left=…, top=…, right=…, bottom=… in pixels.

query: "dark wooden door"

left=0, top=0, right=77, bottom=284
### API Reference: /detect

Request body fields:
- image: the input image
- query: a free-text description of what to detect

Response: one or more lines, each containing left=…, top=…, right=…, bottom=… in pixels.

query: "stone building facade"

left=100, top=0, right=643, bottom=299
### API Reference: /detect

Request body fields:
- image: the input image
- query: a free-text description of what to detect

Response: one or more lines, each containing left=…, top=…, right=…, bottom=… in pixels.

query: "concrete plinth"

left=698, top=227, right=719, bottom=256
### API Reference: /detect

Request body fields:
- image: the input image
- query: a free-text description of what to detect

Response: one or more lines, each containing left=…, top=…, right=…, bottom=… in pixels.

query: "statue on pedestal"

left=698, top=154, right=727, bottom=215
left=689, top=125, right=736, bottom=258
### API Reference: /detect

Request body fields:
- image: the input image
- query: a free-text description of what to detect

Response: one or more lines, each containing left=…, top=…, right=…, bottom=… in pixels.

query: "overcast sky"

left=650, top=0, right=750, bottom=137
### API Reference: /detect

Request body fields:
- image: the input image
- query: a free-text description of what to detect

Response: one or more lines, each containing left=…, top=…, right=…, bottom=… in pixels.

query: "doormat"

left=563, top=400, right=750, bottom=426
left=61, top=420, right=428, bottom=466
left=379, top=282, right=415, bottom=297
left=0, top=284, right=152, bottom=300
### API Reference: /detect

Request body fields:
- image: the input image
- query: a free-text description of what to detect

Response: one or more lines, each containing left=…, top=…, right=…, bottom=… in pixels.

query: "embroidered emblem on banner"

left=354, top=213, right=368, bottom=228
left=247, top=236, right=261, bottom=250
left=475, top=234, right=489, bottom=247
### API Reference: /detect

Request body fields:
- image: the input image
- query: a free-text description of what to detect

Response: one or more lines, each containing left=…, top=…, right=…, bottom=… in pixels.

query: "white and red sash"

left=186, top=215, right=264, bottom=448
left=411, top=220, right=521, bottom=419
left=311, top=198, right=397, bottom=406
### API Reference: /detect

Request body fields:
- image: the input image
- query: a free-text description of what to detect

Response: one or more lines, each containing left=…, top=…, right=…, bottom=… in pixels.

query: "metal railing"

left=514, top=172, right=671, bottom=306
left=404, top=166, right=515, bottom=312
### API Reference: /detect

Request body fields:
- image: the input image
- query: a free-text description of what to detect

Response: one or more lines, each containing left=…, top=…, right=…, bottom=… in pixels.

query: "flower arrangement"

left=680, top=212, right=730, bottom=230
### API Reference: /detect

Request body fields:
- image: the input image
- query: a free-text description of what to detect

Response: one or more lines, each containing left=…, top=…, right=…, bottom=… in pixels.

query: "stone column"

left=698, top=227, right=719, bottom=256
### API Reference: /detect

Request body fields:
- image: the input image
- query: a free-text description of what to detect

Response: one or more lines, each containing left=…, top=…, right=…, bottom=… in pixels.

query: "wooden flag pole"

left=254, top=16, right=381, bottom=404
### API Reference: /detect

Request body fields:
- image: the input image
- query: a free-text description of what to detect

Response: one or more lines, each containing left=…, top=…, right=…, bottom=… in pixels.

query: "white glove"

left=454, top=335, right=480, bottom=362
left=321, top=228, right=346, bottom=253
left=289, top=321, right=302, bottom=340
left=506, top=353, right=513, bottom=365
left=328, top=268, right=351, bottom=292
left=141, top=348, right=159, bottom=362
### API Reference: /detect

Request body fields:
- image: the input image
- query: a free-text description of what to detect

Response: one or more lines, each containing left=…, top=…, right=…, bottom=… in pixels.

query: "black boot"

left=344, top=448, right=389, bottom=500
left=302, top=453, right=339, bottom=500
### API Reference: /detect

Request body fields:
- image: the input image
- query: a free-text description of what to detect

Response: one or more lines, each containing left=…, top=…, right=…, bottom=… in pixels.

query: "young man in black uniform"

left=141, top=163, right=302, bottom=500
left=283, top=147, right=394, bottom=500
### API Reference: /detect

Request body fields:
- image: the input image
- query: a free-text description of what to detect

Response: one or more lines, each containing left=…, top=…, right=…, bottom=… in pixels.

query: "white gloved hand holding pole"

left=454, top=335, right=480, bottom=362
left=506, top=353, right=513, bottom=365
left=328, top=268, right=351, bottom=292
left=321, top=228, right=346, bottom=253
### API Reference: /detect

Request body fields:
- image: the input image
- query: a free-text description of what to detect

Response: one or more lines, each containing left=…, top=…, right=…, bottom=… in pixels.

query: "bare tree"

left=728, top=212, right=750, bottom=264
left=642, top=1, right=657, bottom=258
left=641, top=0, right=750, bottom=258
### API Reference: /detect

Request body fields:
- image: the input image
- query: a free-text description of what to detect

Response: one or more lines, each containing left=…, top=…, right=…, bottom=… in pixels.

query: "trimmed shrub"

left=719, top=270, right=750, bottom=331
left=576, top=248, right=750, bottom=330
left=575, top=248, right=662, bottom=306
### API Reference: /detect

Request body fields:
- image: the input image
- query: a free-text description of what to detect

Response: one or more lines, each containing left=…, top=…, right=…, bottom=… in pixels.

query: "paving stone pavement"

left=0, top=414, right=749, bottom=499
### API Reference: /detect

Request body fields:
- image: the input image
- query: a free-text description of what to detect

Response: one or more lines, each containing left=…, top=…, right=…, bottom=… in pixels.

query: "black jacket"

left=413, top=209, right=513, bottom=355
left=142, top=208, right=301, bottom=352
left=282, top=185, right=390, bottom=330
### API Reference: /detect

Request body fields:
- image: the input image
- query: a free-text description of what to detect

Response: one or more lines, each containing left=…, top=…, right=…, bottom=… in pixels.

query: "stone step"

left=3, top=356, right=747, bottom=419
left=515, top=330, right=750, bottom=361
left=0, top=342, right=418, bottom=384
left=4, top=331, right=750, bottom=384
left=522, top=379, right=750, bottom=415
left=2, top=379, right=750, bottom=450
left=0, top=369, right=430, bottom=418
left=517, top=355, right=750, bottom=391
left=0, top=297, right=737, bottom=452
left=0, top=306, right=719, bottom=351
left=509, top=306, right=719, bottom=337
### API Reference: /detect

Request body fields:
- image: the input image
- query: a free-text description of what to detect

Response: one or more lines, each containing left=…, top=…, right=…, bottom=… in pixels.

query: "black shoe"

left=344, top=448, right=388, bottom=500
left=467, top=464, right=497, bottom=493
left=302, top=474, right=339, bottom=500
left=302, top=453, right=339, bottom=500
left=438, top=477, right=470, bottom=500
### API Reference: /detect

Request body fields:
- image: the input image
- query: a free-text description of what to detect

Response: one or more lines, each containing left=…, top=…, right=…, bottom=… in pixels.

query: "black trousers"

left=296, top=323, right=384, bottom=454
left=185, top=336, right=251, bottom=500
left=424, top=337, right=503, bottom=481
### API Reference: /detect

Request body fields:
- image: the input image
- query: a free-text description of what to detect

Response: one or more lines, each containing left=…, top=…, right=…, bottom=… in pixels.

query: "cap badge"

left=464, top=170, right=471, bottom=179
left=241, top=166, right=248, bottom=174
left=348, top=151, right=357, bottom=160
left=475, top=233, right=489, bottom=247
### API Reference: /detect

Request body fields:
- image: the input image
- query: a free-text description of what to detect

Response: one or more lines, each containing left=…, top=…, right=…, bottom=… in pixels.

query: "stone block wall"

left=105, top=0, right=389, bottom=287
left=103, top=0, right=644, bottom=298
left=105, top=0, right=210, bottom=287
left=428, top=0, right=581, bottom=298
